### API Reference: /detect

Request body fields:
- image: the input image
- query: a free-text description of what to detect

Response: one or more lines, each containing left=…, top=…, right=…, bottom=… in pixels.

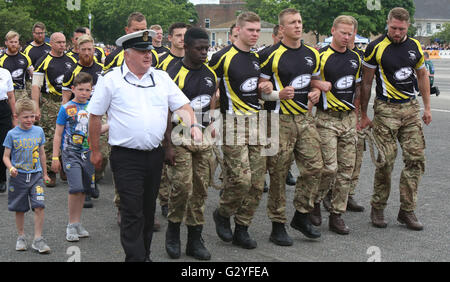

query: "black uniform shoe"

left=213, top=209, right=233, bottom=242
left=186, top=225, right=211, bottom=260
left=165, top=221, right=181, bottom=259
left=285, top=170, right=296, bottom=186
left=83, top=194, right=93, bottom=208
left=232, top=224, right=257, bottom=249
left=269, top=222, right=293, bottom=246
left=290, top=210, right=321, bottom=239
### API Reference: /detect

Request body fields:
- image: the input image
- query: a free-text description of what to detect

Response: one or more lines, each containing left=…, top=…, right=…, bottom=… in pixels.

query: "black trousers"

left=0, top=100, right=12, bottom=183
left=110, top=145, right=164, bottom=262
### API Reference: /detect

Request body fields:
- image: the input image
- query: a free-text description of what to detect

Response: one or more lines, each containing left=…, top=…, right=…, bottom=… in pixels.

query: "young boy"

left=2, top=98, right=51, bottom=253
left=51, top=72, right=105, bottom=242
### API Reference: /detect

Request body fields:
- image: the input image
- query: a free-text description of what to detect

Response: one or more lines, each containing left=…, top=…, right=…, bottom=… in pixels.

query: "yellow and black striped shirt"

left=259, top=42, right=320, bottom=114
left=23, top=42, right=51, bottom=67
left=0, top=52, right=32, bottom=89
left=34, top=53, right=77, bottom=96
left=363, top=34, right=425, bottom=101
left=62, top=61, right=104, bottom=90
left=167, top=60, right=217, bottom=127
left=157, top=51, right=183, bottom=71
left=209, top=44, right=261, bottom=115
left=318, top=45, right=361, bottom=111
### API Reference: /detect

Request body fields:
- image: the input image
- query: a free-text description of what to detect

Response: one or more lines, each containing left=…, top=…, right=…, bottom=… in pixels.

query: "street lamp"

left=88, top=13, right=92, bottom=32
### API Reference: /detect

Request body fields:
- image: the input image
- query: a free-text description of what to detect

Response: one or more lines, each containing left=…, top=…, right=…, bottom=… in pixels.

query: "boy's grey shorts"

left=62, top=150, right=94, bottom=195
left=8, top=172, right=45, bottom=212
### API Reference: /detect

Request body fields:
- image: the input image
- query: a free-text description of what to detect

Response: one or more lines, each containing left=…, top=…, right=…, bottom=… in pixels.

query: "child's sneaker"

left=74, top=223, right=89, bottom=238
left=66, top=224, right=80, bottom=242
left=32, top=237, right=51, bottom=254
left=16, top=235, right=27, bottom=251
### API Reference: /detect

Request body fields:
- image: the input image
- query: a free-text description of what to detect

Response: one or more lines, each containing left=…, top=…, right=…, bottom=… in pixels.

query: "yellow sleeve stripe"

left=320, top=48, right=335, bottom=81
left=173, top=66, right=190, bottom=90
left=411, top=38, right=425, bottom=69
left=271, top=46, right=288, bottom=90
left=205, top=63, right=218, bottom=83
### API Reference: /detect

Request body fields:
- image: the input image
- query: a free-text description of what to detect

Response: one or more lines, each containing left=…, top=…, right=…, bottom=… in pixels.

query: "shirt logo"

left=290, top=74, right=311, bottom=89
left=394, top=67, right=413, bottom=81
left=350, top=60, right=359, bottom=69
left=11, top=69, right=23, bottom=79
left=18, top=59, right=26, bottom=65
left=240, top=77, right=258, bottom=92
left=335, top=75, right=355, bottom=90
left=305, top=57, right=314, bottom=67
left=65, top=62, right=73, bottom=69
left=56, top=74, right=64, bottom=84
left=204, top=77, right=214, bottom=88
left=253, top=61, right=260, bottom=71
left=190, top=95, right=211, bottom=111
left=408, top=50, right=417, bottom=61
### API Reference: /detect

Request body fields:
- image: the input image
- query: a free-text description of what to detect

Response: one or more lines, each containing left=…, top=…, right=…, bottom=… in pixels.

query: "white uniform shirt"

left=87, top=62, right=189, bottom=150
left=0, top=67, right=14, bottom=100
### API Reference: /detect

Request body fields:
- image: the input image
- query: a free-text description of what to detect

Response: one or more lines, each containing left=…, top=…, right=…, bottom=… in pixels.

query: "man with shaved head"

left=31, top=31, right=77, bottom=187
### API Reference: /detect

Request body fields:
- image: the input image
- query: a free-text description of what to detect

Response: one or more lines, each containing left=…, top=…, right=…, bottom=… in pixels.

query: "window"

left=427, top=23, right=431, bottom=34
left=436, top=24, right=441, bottom=30
left=211, top=32, right=216, bottom=47
left=205, top=18, right=210, bottom=29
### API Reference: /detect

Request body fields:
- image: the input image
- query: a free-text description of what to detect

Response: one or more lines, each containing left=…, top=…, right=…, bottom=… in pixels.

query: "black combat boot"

left=232, top=224, right=257, bottom=249
left=290, top=210, right=321, bottom=239
left=186, top=225, right=211, bottom=260
left=165, top=221, right=181, bottom=259
left=213, top=208, right=233, bottom=242
left=269, top=222, right=293, bottom=246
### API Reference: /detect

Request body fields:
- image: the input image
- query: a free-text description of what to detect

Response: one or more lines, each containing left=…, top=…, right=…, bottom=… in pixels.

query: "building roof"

left=414, top=0, right=450, bottom=20
left=211, top=19, right=275, bottom=29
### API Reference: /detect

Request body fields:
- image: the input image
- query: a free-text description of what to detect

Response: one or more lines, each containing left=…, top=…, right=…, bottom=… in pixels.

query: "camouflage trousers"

left=167, top=142, right=212, bottom=226
left=315, top=109, right=357, bottom=214
left=267, top=113, right=323, bottom=222
left=371, top=99, right=425, bottom=212
left=157, top=165, right=170, bottom=207
left=349, top=130, right=365, bottom=196
left=39, top=95, right=61, bottom=172
left=218, top=114, right=266, bottom=226
left=14, top=89, right=30, bottom=101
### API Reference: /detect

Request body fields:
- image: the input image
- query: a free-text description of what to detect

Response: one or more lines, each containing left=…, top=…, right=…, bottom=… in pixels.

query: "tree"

left=5, top=0, right=92, bottom=42
left=246, top=0, right=416, bottom=43
left=91, top=0, right=198, bottom=44
left=0, top=1, right=35, bottom=45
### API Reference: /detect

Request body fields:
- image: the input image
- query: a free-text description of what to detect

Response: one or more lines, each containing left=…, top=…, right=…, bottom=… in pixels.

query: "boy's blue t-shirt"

left=3, top=125, right=46, bottom=173
left=56, top=100, right=90, bottom=153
